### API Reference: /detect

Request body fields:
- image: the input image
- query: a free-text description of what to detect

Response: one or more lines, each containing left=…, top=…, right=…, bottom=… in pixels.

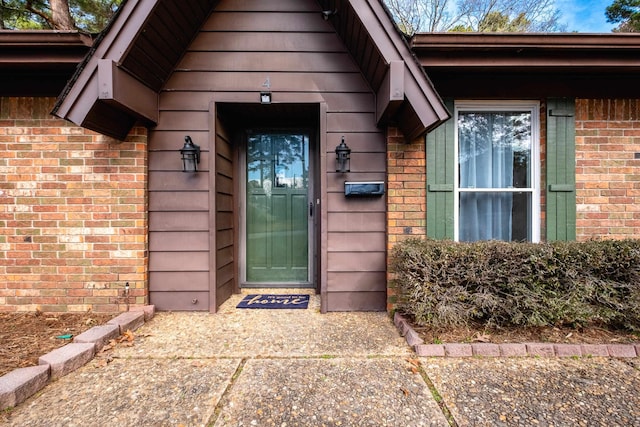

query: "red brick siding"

left=386, top=126, right=426, bottom=309
left=0, top=97, right=148, bottom=313
left=575, top=99, right=640, bottom=240
left=386, top=127, right=426, bottom=246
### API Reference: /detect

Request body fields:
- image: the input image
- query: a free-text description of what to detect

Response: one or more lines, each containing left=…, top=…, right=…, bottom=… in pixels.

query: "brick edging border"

left=394, top=312, right=640, bottom=358
left=0, top=306, right=155, bottom=411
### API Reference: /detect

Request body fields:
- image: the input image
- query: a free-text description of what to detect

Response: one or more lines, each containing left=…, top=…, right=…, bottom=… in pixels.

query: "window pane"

left=458, top=112, right=532, bottom=189
left=459, top=192, right=532, bottom=242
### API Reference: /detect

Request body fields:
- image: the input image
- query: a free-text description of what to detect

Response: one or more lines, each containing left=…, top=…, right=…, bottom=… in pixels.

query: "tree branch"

left=25, top=0, right=54, bottom=28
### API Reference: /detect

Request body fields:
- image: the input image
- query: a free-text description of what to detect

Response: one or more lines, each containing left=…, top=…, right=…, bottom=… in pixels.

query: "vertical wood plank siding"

left=149, top=0, right=386, bottom=311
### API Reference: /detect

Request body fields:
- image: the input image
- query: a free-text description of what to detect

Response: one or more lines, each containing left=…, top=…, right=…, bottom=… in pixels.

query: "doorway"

left=241, top=129, right=315, bottom=288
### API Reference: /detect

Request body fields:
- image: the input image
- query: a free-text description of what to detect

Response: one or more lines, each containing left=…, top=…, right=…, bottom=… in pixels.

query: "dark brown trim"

left=53, top=0, right=161, bottom=135
left=412, top=33, right=640, bottom=99
left=429, top=71, right=640, bottom=99
left=327, top=0, right=449, bottom=139
left=412, top=33, right=640, bottom=71
left=412, top=32, right=640, bottom=49
left=376, top=60, right=404, bottom=124
left=319, top=101, right=328, bottom=314
left=208, top=100, right=218, bottom=313
left=97, top=59, right=158, bottom=124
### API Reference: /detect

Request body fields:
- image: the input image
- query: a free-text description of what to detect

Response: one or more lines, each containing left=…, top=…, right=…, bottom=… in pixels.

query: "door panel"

left=246, top=131, right=310, bottom=283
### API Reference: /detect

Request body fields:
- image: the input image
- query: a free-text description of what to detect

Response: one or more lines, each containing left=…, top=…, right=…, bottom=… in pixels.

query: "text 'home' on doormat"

left=236, top=294, right=310, bottom=309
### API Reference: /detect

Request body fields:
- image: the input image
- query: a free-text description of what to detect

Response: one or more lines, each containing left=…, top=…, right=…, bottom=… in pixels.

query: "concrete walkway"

left=2, top=291, right=640, bottom=426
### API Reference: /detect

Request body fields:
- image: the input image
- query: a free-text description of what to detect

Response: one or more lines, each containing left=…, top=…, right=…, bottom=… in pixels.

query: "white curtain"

left=459, top=113, right=514, bottom=241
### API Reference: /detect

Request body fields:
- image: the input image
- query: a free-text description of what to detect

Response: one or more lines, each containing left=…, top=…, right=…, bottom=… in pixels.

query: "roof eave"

left=411, top=32, right=640, bottom=71
left=0, top=30, right=91, bottom=96
left=337, top=0, right=450, bottom=139
left=52, top=0, right=160, bottom=139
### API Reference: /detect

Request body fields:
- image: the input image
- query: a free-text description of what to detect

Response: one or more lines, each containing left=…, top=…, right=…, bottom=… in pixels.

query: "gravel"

left=214, top=358, right=447, bottom=427
left=422, top=357, right=640, bottom=426
left=3, top=358, right=239, bottom=427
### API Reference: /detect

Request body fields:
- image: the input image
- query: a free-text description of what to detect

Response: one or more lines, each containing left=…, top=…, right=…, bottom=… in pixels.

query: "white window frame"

left=453, top=100, right=541, bottom=243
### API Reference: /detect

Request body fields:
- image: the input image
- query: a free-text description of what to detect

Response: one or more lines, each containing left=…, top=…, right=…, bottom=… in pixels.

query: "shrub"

left=390, top=238, right=640, bottom=331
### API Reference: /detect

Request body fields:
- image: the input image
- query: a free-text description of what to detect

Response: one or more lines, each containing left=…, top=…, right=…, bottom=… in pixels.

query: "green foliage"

left=478, top=12, right=531, bottom=32
left=0, top=0, right=39, bottom=29
left=0, top=0, right=121, bottom=32
left=606, top=0, right=640, bottom=32
left=70, top=0, right=120, bottom=33
left=390, top=238, right=640, bottom=331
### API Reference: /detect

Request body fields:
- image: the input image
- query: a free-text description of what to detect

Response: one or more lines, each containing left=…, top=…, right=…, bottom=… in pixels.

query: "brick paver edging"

left=0, top=306, right=155, bottom=411
left=394, top=312, right=640, bottom=359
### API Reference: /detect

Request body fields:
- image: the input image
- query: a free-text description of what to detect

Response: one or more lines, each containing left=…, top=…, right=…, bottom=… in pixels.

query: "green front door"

left=245, top=131, right=310, bottom=284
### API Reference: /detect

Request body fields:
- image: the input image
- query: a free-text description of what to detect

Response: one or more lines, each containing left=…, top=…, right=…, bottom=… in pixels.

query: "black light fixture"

left=180, top=136, right=201, bottom=173
left=321, top=9, right=338, bottom=20
left=335, top=136, right=351, bottom=173
left=260, top=92, right=272, bottom=104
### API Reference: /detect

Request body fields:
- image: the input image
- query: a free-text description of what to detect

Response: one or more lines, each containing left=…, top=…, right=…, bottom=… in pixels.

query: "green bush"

left=390, top=238, right=640, bottom=331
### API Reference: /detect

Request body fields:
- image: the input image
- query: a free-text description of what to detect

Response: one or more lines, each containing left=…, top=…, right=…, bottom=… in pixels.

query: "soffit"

left=323, top=0, right=449, bottom=138
left=411, top=33, right=640, bottom=98
left=118, top=0, right=218, bottom=92
left=411, top=33, right=640, bottom=71
left=53, top=0, right=218, bottom=139
left=0, top=31, right=91, bottom=96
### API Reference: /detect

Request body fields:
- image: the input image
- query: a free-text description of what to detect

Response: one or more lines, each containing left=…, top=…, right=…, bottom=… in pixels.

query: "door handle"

left=309, top=202, right=313, bottom=217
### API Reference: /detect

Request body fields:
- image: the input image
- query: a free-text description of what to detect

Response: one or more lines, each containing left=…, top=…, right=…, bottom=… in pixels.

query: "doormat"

left=236, top=294, right=310, bottom=309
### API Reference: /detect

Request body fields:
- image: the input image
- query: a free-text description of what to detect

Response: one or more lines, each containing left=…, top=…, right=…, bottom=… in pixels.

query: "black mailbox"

left=344, top=181, right=385, bottom=197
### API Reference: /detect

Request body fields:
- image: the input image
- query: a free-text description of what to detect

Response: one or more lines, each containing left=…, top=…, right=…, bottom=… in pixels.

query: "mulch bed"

left=0, top=312, right=115, bottom=377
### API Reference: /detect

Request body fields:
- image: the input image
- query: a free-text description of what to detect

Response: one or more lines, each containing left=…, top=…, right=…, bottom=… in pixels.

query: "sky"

left=555, top=0, right=617, bottom=32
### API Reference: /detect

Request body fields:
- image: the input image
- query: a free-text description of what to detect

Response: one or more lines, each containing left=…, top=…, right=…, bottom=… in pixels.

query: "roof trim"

left=333, top=0, right=449, bottom=139
left=52, top=0, right=162, bottom=139
left=0, top=30, right=92, bottom=47
left=411, top=32, right=640, bottom=98
left=411, top=33, right=640, bottom=71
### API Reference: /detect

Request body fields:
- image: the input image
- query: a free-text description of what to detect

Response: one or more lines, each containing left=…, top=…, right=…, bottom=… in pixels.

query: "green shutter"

left=426, top=98, right=454, bottom=239
left=546, top=98, right=576, bottom=241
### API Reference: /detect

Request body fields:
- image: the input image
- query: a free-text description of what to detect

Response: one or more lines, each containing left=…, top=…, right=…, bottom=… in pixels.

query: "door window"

left=245, top=131, right=310, bottom=282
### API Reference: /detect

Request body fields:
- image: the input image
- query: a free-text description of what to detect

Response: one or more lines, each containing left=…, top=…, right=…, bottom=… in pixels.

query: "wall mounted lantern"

left=180, top=135, right=201, bottom=173
left=260, top=92, right=272, bottom=104
left=335, top=136, right=351, bottom=173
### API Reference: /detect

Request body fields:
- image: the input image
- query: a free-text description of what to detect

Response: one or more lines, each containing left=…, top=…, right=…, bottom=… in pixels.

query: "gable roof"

left=52, top=0, right=448, bottom=140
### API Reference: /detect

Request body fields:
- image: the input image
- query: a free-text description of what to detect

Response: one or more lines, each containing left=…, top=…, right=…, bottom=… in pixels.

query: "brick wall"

left=575, top=99, right=640, bottom=240
left=386, top=127, right=426, bottom=245
left=386, top=126, right=426, bottom=309
left=0, top=97, right=148, bottom=313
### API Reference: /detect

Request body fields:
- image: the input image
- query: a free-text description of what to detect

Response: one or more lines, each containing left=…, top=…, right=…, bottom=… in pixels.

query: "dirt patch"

left=0, top=312, right=115, bottom=377
left=411, top=321, right=640, bottom=345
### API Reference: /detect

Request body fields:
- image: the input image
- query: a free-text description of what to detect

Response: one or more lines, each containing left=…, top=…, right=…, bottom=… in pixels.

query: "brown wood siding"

left=214, top=115, right=235, bottom=309
left=149, top=0, right=386, bottom=311
left=148, top=107, right=211, bottom=310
